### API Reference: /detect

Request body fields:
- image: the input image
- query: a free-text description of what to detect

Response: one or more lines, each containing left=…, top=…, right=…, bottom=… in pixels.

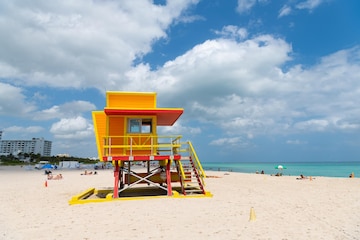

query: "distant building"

left=0, top=137, right=52, bottom=156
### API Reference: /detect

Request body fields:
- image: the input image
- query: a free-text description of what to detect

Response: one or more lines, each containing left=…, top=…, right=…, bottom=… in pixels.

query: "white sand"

left=0, top=166, right=359, bottom=239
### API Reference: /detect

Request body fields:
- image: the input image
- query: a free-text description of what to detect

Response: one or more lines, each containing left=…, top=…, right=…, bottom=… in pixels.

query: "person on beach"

left=81, top=170, right=97, bottom=175
left=296, top=174, right=307, bottom=180
left=52, top=174, right=63, bottom=180
left=81, top=169, right=92, bottom=175
left=47, top=173, right=63, bottom=180
left=47, top=173, right=53, bottom=180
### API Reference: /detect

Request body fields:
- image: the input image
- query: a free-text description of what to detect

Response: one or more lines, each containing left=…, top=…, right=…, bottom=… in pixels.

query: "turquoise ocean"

left=201, top=162, right=360, bottom=178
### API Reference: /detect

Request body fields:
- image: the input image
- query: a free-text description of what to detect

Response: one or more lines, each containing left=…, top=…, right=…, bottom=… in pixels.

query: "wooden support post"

left=113, top=161, right=119, bottom=198
left=166, top=160, right=172, bottom=196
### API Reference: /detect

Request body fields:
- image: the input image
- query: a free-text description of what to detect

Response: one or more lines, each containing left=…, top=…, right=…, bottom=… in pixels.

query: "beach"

left=0, top=166, right=359, bottom=240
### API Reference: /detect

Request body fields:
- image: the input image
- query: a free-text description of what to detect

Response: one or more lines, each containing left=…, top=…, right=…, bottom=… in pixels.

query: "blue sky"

left=1, top=0, right=360, bottom=162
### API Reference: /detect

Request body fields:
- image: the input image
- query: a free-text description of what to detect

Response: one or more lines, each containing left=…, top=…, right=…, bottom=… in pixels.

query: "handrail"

left=177, top=161, right=187, bottom=183
left=187, top=141, right=206, bottom=181
left=103, top=144, right=181, bottom=148
left=172, top=135, right=182, bottom=144
left=102, top=135, right=183, bottom=157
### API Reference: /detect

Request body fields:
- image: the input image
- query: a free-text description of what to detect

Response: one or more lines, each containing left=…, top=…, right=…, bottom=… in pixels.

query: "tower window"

left=128, top=118, right=152, bottom=133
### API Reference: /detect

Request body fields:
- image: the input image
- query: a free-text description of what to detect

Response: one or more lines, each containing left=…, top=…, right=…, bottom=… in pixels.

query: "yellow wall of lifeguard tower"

left=107, top=116, right=126, bottom=156
left=106, top=91, right=156, bottom=109
left=92, top=111, right=106, bottom=160
left=93, top=92, right=158, bottom=160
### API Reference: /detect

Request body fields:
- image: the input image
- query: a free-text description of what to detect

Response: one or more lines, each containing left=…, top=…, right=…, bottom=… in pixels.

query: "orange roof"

left=104, top=108, right=183, bottom=126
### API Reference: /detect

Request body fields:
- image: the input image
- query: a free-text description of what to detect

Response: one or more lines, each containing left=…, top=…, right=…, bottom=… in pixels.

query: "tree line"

left=0, top=153, right=98, bottom=166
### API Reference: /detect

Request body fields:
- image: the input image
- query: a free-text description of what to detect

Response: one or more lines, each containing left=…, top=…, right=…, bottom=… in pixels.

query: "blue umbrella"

left=41, top=163, right=54, bottom=169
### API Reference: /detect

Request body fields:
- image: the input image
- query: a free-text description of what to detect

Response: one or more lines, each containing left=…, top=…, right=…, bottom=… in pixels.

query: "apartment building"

left=0, top=133, right=52, bottom=156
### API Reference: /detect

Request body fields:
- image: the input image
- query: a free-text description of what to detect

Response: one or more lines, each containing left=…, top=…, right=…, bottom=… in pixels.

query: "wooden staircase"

left=175, top=141, right=206, bottom=196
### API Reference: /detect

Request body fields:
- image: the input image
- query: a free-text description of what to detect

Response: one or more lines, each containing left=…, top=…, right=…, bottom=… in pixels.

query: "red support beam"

left=166, top=160, right=172, bottom=196
left=113, top=161, right=119, bottom=198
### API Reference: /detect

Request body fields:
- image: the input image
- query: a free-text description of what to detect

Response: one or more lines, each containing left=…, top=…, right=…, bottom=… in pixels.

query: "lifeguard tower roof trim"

left=104, top=108, right=183, bottom=126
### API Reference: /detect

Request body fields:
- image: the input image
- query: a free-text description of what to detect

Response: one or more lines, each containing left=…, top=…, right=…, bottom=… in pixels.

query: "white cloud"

left=176, top=14, right=205, bottom=24
left=278, top=5, right=292, bottom=18
left=158, top=122, right=201, bottom=136
left=294, top=119, right=329, bottom=131
left=0, top=61, right=18, bottom=77
left=4, top=126, right=44, bottom=133
left=35, top=100, right=96, bottom=120
left=236, top=0, right=257, bottom=13
left=50, top=116, right=93, bottom=139
left=335, top=121, right=360, bottom=130
left=214, top=25, right=248, bottom=40
left=209, top=137, right=249, bottom=148
left=120, top=33, right=360, bottom=139
left=0, top=83, right=37, bottom=116
left=0, top=0, right=197, bottom=90
left=278, top=0, right=325, bottom=16
left=296, top=0, right=323, bottom=10
left=286, top=139, right=307, bottom=145
left=124, top=34, right=292, bottom=108
left=236, top=0, right=270, bottom=14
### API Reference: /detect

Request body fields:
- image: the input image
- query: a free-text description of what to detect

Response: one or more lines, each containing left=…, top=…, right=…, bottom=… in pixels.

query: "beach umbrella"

left=275, top=165, right=286, bottom=170
left=275, top=165, right=286, bottom=175
left=41, top=163, right=55, bottom=169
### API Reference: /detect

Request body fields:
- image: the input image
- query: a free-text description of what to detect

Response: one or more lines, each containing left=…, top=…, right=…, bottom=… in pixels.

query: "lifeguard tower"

left=69, top=91, right=210, bottom=204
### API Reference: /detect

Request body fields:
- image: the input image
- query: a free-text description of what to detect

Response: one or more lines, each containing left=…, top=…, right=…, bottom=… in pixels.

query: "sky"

left=1, top=0, right=360, bottom=162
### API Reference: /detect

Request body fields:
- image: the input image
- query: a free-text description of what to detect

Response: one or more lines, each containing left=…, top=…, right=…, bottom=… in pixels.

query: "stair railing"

left=187, top=141, right=206, bottom=184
